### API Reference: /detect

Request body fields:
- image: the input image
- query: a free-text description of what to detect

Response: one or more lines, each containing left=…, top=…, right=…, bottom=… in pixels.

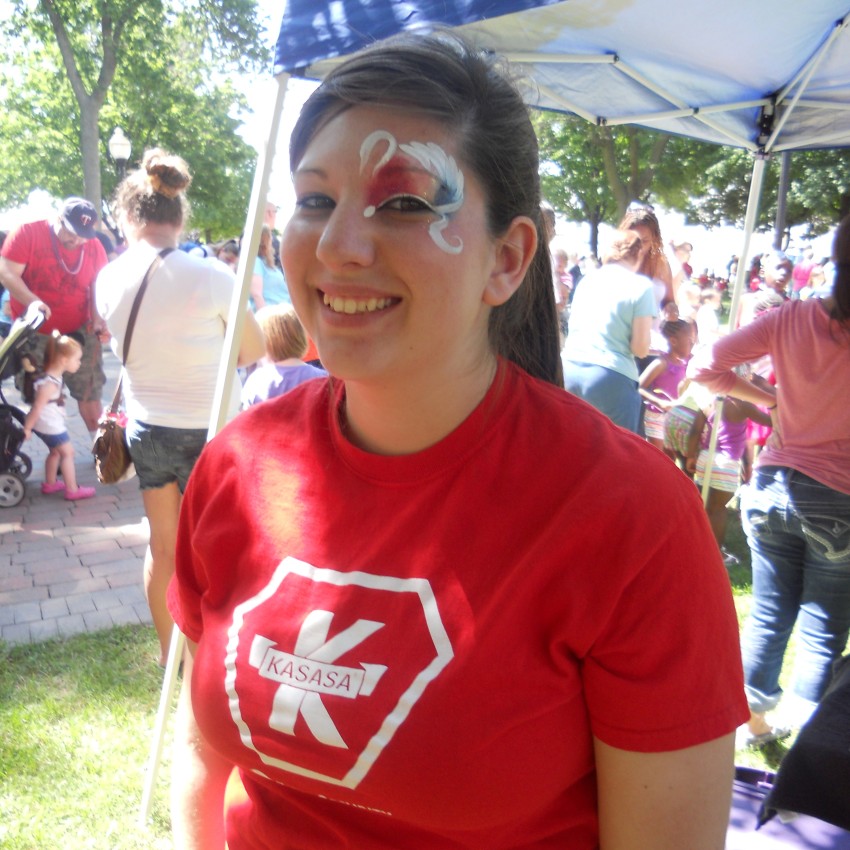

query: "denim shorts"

left=126, top=420, right=208, bottom=492
left=34, top=429, right=70, bottom=449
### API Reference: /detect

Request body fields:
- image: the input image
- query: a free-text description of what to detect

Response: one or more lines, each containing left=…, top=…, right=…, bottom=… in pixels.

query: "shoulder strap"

left=122, top=247, right=174, bottom=364
left=107, top=247, right=174, bottom=415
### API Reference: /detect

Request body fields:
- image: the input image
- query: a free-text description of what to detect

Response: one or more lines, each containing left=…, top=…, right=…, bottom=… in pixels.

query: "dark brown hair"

left=114, top=148, right=191, bottom=229
left=288, top=32, right=562, bottom=386
left=617, top=206, right=671, bottom=285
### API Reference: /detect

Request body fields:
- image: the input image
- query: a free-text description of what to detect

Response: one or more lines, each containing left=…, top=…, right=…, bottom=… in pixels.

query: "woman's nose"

left=315, top=201, right=376, bottom=269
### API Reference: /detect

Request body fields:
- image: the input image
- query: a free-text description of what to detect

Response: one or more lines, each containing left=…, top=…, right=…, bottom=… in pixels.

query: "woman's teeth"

left=323, top=294, right=394, bottom=314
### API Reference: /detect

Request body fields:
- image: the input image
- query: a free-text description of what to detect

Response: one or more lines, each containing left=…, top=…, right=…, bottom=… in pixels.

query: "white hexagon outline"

left=224, top=556, right=455, bottom=789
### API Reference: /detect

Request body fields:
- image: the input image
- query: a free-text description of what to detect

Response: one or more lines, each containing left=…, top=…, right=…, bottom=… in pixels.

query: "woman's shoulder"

left=97, top=243, right=153, bottom=281
left=508, top=363, right=695, bottom=499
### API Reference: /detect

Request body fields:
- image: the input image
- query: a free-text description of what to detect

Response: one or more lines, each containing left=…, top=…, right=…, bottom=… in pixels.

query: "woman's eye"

left=295, top=194, right=335, bottom=211
left=379, top=194, right=435, bottom=214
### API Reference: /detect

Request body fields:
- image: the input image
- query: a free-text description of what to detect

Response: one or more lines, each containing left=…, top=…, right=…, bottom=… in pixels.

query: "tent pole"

left=726, top=154, right=768, bottom=333
left=138, top=72, right=292, bottom=827
left=208, top=72, right=290, bottom=439
left=700, top=154, right=768, bottom=512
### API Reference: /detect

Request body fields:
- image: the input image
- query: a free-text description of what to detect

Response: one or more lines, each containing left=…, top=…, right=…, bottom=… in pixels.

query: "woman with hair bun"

left=168, top=33, right=746, bottom=849
left=96, top=148, right=264, bottom=666
left=691, top=213, right=850, bottom=746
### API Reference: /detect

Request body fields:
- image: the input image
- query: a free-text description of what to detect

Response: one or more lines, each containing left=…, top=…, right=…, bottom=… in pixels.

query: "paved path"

left=0, top=346, right=151, bottom=646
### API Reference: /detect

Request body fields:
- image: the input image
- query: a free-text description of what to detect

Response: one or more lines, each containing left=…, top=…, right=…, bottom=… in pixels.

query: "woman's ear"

left=483, top=216, right=538, bottom=306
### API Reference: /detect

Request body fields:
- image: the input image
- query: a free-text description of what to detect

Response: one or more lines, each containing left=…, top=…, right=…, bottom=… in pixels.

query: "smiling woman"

left=167, top=31, right=748, bottom=850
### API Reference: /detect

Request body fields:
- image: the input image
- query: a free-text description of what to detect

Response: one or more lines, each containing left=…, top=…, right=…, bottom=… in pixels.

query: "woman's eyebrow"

left=292, top=165, right=328, bottom=179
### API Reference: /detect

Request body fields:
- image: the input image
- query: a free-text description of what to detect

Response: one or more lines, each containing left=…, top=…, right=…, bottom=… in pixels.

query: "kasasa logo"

left=249, top=612, right=388, bottom=749
left=225, top=557, right=454, bottom=788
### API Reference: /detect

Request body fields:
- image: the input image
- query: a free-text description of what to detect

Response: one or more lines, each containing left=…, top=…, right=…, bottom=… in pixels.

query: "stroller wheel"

left=9, top=452, right=32, bottom=479
left=0, top=472, right=25, bottom=508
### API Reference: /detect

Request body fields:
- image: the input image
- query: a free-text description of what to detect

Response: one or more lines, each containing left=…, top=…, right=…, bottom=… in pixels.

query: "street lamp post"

left=108, top=127, right=132, bottom=180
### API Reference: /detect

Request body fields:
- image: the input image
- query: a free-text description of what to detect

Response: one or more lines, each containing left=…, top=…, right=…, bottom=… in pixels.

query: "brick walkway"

left=0, top=346, right=151, bottom=646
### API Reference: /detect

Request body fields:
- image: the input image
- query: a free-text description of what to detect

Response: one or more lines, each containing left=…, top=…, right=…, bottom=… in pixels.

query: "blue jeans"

left=741, top=466, right=850, bottom=712
left=562, top=361, right=641, bottom=433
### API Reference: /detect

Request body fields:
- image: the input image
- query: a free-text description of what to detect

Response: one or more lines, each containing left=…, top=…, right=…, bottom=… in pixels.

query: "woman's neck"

left=341, top=353, right=498, bottom=456
left=126, top=222, right=180, bottom=249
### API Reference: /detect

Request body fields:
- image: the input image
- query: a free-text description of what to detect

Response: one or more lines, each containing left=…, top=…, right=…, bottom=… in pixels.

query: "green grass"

left=0, top=529, right=796, bottom=847
left=0, top=626, right=172, bottom=850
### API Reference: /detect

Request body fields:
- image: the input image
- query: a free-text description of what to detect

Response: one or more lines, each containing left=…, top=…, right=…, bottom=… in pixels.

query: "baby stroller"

left=0, top=302, right=46, bottom=507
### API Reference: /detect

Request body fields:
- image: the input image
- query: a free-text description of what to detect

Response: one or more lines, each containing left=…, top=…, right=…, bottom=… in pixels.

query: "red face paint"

left=364, top=158, right=439, bottom=217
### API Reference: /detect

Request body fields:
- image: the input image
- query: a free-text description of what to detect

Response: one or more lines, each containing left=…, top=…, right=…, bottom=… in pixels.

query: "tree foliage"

left=0, top=0, right=270, bottom=240
left=682, top=147, right=850, bottom=240
left=533, top=109, right=850, bottom=248
left=532, top=110, right=725, bottom=255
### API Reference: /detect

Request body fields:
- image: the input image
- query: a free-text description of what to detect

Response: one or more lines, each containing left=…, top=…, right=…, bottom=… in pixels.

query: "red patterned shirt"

left=1, top=219, right=107, bottom=334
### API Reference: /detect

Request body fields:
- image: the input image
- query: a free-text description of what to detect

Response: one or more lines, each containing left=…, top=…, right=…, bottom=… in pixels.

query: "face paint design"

left=359, top=130, right=465, bottom=255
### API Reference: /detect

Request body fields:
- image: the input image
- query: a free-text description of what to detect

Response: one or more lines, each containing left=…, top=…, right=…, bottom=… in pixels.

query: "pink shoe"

left=41, top=481, right=66, bottom=495
left=64, top=486, right=96, bottom=501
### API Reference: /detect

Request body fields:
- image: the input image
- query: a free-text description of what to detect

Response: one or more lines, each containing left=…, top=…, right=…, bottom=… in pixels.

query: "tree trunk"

left=42, top=0, right=117, bottom=212
left=589, top=210, right=602, bottom=259
left=79, top=99, right=102, bottom=208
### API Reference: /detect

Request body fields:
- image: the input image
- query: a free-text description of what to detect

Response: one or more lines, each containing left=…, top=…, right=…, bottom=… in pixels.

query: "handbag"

left=92, top=248, right=173, bottom=484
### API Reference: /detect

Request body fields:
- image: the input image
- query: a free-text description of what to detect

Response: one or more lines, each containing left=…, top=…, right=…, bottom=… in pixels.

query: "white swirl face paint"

left=359, top=130, right=465, bottom=255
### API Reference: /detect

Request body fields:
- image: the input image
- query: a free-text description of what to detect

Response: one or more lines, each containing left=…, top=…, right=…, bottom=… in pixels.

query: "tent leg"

left=700, top=397, right=724, bottom=509
left=139, top=625, right=186, bottom=825
left=703, top=154, right=768, bottom=541
left=137, top=71, right=292, bottom=829
left=726, top=154, right=769, bottom=332
left=208, top=71, right=291, bottom=439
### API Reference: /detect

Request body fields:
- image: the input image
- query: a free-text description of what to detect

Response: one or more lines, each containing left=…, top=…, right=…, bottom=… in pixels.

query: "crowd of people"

left=0, top=169, right=308, bottom=667
left=0, top=28, right=847, bottom=850
left=549, top=197, right=849, bottom=755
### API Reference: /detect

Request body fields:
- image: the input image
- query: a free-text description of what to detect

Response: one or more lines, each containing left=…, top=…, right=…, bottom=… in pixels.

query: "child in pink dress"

left=638, top=319, right=694, bottom=459
left=695, top=397, right=770, bottom=559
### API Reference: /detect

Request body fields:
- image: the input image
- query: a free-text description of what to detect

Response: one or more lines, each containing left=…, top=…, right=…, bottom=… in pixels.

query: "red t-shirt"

left=1, top=219, right=107, bottom=334
left=170, top=361, right=748, bottom=849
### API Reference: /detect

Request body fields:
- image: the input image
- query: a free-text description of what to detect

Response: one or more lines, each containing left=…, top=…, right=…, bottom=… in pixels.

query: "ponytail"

left=43, top=330, right=82, bottom=371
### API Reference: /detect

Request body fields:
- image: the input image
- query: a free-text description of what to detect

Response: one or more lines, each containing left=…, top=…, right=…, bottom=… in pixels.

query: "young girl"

left=240, top=304, right=327, bottom=408
left=662, top=377, right=714, bottom=478
left=22, top=332, right=96, bottom=500
left=694, top=394, right=771, bottom=559
left=638, top=318, right=694, bottom=456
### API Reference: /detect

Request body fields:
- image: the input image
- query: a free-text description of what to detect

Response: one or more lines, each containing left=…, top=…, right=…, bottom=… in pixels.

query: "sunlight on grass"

left=0, top=627, right=173, bottom=850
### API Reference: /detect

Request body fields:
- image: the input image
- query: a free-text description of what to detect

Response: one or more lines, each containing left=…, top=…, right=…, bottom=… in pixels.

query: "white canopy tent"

left=140, top=0, right=850, bottom=821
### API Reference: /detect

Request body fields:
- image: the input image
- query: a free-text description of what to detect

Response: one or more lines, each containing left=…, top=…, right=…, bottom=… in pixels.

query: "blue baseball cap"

left=60, top=197, right=98, bottom=240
